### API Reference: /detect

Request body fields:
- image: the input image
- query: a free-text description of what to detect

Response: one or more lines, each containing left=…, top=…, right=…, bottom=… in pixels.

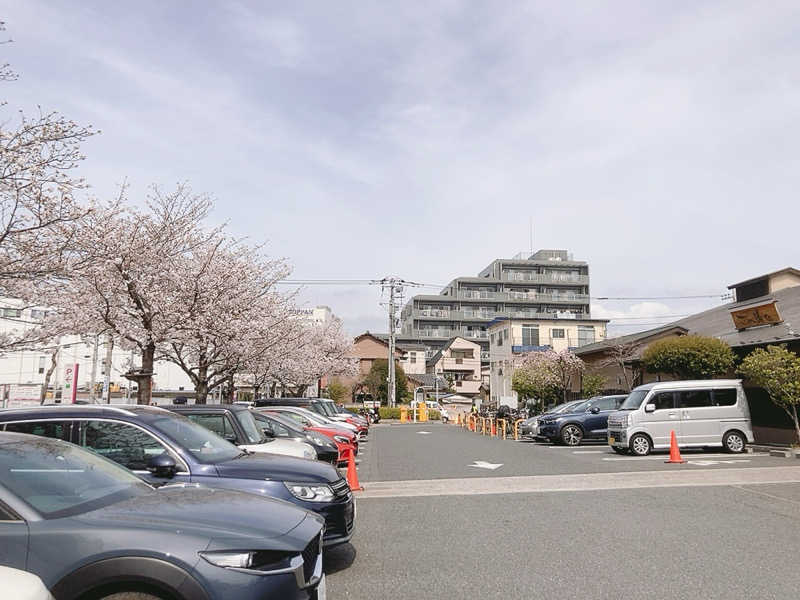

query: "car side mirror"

left=645, top=403, right=656, bottom=413
left=590, top=407, right=600, bottom=414
left=224, top=433, right=237, bottom=443
left=147, top=454, right=178, bottom=479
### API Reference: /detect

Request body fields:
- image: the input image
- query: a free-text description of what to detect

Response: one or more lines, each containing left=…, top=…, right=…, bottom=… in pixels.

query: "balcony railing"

left=502, top=272, right=589, bottom=285
left=455, top=290, right=589, bottom=303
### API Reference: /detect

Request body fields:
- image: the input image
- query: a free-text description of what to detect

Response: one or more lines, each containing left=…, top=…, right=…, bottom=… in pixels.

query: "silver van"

left=606, top=379, right=754, bottom=456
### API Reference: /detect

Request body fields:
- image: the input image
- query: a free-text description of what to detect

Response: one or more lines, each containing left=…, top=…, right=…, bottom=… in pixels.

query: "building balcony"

left=501, top=273, right=589, bottom=285
left=454, top=290, right=589, bottom=304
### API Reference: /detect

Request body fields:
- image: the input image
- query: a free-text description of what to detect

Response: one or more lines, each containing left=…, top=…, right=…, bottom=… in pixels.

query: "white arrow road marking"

left=417, top=431, right=432, bottom=435
left=469, top=461, right=503, bottom=470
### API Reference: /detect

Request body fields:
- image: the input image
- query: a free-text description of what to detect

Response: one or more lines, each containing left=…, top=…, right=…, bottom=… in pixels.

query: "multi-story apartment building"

left=400, top=249, right=593, bottom=363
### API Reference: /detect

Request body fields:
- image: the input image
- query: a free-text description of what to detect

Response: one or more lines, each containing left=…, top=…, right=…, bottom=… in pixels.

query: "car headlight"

left=303, top=448, right=317, bottom=460
left=284, top=482, right=335, bottom=502
left=333, top=435, right=350, bottom=444
left=199, top=550, right=295, bottom=571
left=306, top=432, right=329, bottom=446
left=617, top=414, right=629, bottom=427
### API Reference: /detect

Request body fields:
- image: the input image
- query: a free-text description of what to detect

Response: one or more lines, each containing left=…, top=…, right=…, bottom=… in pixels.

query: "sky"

left=2, top=1, right=800, bottom=337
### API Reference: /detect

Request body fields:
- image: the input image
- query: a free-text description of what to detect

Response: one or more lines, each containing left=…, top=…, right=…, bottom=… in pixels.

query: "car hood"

left=75, top=486, right=311, bottom=541
left=216, top=452, right=339, bottom=483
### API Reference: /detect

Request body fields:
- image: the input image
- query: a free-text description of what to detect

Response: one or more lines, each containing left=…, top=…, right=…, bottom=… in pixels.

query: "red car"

left=264, top=409, right=358, bottom=465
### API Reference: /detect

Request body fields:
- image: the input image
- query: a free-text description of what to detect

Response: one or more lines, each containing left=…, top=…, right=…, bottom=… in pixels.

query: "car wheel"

left=611, top=446, right=628, bottom=455
left=99, top=593, right=165, bottom=600
left=629, top=433, right=652, bottom=456
left=560, top=424, right=583, bottom=446
left=723, top=430, right=746, bottom=453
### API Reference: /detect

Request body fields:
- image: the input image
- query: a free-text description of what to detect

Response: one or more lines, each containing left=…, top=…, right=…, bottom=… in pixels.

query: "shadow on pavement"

left=324, top=542, right=356, bottom=575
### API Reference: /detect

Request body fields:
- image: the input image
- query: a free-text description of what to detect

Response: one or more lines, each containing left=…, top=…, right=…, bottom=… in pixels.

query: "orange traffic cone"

left=345, top=447, right=363, bottom=491
left=665, top=430, right=686, bottom=464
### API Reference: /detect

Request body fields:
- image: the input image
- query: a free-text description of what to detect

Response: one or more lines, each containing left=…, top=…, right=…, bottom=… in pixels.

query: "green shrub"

left=642, top=335, right=735, bottom=379
left=379, top=406, right=440, bottom=420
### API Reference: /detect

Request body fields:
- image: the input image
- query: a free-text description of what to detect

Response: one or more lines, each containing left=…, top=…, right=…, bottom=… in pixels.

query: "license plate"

left=608, top=437, right=615, bottom=445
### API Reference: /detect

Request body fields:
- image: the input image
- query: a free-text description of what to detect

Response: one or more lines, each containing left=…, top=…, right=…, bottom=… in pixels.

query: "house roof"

left=370, top=333, right=427, bottom=352
left=576, top=284, right=800, bottom=355
left=574, top=325, right=689, bottom=355
left=727, top=267, right=800, bottom=290
left=353, top=332, right=406, bottom=356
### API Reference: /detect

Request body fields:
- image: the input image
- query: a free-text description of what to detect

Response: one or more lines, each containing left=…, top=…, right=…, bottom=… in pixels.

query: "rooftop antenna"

left=529, top=217, right=533, bottom=255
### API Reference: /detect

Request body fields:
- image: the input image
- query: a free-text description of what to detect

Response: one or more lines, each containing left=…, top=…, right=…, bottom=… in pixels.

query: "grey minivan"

left=0, top=432, right=327, bottom=600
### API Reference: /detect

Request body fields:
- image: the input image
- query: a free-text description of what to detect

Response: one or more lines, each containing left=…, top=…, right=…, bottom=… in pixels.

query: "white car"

left=0, top=567, right=54, bottom=600
left=240, top=436, right=317, bottom=460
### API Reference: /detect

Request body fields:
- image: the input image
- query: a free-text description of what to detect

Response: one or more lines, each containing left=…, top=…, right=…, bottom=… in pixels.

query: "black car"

left=537, top=395, right=628, bottom=445
left=0, top=431, right=326, bottom=600
left=251, top=410, right=340, bottom=465
left=518, top=400, right=586, bottom=438
left=0, top=405, right=355, bottom=547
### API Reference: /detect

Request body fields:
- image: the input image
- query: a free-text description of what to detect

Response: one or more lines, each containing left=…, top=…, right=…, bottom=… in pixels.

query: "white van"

left=607, top=379, right=754, bottom=456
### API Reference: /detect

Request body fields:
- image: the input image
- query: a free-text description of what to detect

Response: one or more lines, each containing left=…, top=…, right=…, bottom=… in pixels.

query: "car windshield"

left=619, top=390, right=648, bottom=410
left=235, top=410, right=267, bottom=444
left=260, top=412, right=304, bottom=435
left=315, top=402, right=338, bottom=417
left=292, top=408, right=333, bottom=426
left=565, top=400, right=590, bottom=413
left=147, top=414, right=242, bottom=464
left=0, top=436, right=152, bottom=519
left=551, top=401, right=579, bottom=414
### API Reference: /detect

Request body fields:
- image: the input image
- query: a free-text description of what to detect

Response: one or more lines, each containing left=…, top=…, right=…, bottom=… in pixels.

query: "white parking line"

left=573, top=450, right=604, bottom=454
left=603, top=453, right=766, bottom=461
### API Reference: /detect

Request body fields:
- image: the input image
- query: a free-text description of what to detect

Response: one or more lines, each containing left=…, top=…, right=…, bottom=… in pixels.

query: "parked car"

left=268, top=405, right=364, bottom=442
left=0, top=567, right=54, bottom=600
left=607, top=379, right=754, bottom=456
left=317, top=400, right=370, bottom=431
left=254, top=398, right=368, bottom=437
left=519, top=400, right=585, bottom=438
left=250, top=410, right=340, bottom=465
left=258, top=408, right=359, bottom=462
left=537, top=395, right=628, bottom=445
left=164, top=404, right=318, bottom=460
left=0, top=405, right=355, bottom=547
left=0, top=431, right=326, bottom=600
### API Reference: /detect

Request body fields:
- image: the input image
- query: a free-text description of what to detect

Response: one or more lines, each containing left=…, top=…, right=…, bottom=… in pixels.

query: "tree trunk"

left=791, top=405, right=800, bottom=446
left=269, top=382, right=277, bottom=397
left=253, top=384, right=260, bottom=401
left=40, top=348, right=60, bottom=405
left=296, top=383, right=309, bottom=397
left=194, top=363, right=209, bottom=404
left=223, top=374, right=235, bottom=403
left=133, top=343, right=155, bottom=405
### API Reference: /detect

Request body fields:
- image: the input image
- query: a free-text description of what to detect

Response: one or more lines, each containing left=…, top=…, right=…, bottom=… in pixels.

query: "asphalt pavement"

left=325, top=422, right=800, bottom=599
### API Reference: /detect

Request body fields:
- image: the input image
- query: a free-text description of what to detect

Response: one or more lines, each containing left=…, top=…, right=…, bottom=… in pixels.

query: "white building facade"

left=488, top=317, right=608, bottom=407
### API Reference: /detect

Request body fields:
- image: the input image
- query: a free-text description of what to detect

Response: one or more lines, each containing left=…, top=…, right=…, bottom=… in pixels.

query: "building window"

left=577, top=326, right=595, bottom=346
left=410, top=352, right=417, bottom=364
left=522, top=324, right=539, bottom=346
left=38, top=356, right=46, bottom=374
left=552, top=328, right=565, bottom=339
left=1, top=308, right=21, bottom=318
left=30, top=309, right=49, bottom=320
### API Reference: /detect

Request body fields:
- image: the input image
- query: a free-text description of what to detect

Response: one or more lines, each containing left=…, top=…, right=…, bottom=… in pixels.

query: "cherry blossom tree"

left=44, top=184, right=220, bottom=405
left=158, top=239, right=295, bottom=403
left=0, top=24, right=95, bottom=306
left=513, top=348, right=585, bottom=408
left=246, top=316, right=357, bottom=398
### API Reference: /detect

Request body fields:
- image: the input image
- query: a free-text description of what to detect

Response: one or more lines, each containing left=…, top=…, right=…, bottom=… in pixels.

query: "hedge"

left=379, top=406, right=441, bottom=420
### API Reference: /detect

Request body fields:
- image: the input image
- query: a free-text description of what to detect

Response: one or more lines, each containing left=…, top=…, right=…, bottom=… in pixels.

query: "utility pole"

left=89, top=335, right=99, bottom=403
left=373, top=277, right=421, bottom=409
left=387, top=282, right=396, bottom=408
left=102, top=334, right=114, bottom=403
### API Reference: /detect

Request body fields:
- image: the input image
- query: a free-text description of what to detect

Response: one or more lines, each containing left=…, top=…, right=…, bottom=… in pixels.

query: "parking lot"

left=326, top=422, right=800, bottom=599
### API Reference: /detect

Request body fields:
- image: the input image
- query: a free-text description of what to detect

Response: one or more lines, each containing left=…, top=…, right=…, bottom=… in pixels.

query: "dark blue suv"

left=537, top=395, right=627, bottom=445
left=0, top=405, right=355, bottom=547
